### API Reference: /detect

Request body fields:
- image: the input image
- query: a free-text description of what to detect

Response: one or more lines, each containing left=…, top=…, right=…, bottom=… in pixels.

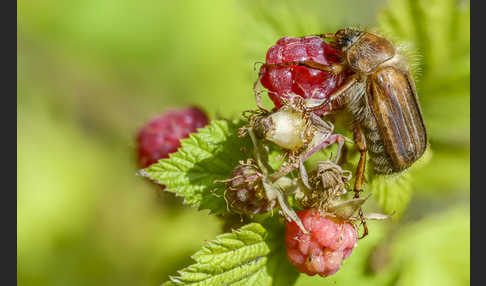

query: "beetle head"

left=335, top=28, right=362, bottom=49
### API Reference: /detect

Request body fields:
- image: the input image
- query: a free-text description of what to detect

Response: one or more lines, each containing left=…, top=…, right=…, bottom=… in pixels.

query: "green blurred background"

left=18, top=0, right=469, bottom=285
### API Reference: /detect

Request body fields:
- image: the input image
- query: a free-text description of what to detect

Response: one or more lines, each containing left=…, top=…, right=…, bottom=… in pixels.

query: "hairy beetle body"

left=331, top=29, right=427, bottom=174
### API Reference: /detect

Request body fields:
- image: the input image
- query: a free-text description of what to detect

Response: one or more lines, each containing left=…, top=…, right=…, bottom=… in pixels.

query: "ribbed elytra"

left=368, top=66, right=427, bottom=173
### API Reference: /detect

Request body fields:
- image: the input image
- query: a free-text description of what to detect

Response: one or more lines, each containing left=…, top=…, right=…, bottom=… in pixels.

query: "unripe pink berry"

left=285, top=210, right=357, bottom=277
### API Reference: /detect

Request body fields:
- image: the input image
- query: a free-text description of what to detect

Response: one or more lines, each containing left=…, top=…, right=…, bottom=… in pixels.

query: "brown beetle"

left=317, top=28, right=427, bottom=173
left=258, top=28, right=427, bottom=238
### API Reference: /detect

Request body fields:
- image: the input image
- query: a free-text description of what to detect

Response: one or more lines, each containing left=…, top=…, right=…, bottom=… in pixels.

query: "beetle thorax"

left=344, top=32, right=396, bottom=74
left=380, top=54, right=409, bottom=73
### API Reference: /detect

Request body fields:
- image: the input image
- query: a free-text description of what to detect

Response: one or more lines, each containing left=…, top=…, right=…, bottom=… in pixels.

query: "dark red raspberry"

left=285, top=210, right=357, bottom=277
left=259, top=36, right=350, bottom=114
left=224, top=162, right=273, bottom=215
left=136, top=106, right=209, bottom=169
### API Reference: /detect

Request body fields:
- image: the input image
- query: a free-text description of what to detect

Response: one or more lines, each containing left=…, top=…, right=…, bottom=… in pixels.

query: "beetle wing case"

left=367, top=66, right=427, bottom=172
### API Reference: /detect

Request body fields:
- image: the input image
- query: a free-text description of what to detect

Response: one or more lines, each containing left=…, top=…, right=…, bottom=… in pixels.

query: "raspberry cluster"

left=224, top=162, right=273, bottom=215
left=285, top=210, right=357, bottom=277
left=258, top=36, right=349, bottom=114
left=136, top=106, right=209, bottom=168
left=136, top=32, right=374, bottom=281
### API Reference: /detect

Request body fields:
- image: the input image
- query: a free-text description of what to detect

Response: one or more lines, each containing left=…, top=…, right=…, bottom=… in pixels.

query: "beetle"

left=257, top=28, right=427, bottom=237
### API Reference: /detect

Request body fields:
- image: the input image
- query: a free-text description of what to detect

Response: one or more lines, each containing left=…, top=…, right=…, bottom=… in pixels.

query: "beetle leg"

left=253, top=59, right=341, bottom=110
left=313, top=33, right=343, bottom=49
left=353, top=123, right=368, bottom=239
left=260, top=61, right=344, bottom=75
left=309, top=113, right=346, bottom=164
left=309, top=112, right=334, bottom=133
left=307, top=73, right=360, bottom=113
left=317, top=33, right=336, bottom=39
left=255, top=60, right=352, bottom=113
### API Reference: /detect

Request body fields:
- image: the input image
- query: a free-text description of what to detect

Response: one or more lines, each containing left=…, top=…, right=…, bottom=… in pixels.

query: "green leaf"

left=141, top=119, right=252, bottom=214
left=162, top=222, right=299, bottom=286
left=368, top=173, right=413, bottom=218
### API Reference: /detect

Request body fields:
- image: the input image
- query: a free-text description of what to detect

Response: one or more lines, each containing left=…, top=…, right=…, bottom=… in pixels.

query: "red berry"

left=259, top=36, right=350, bottom=114
left=136, top=106, right=209, bottom=169
left=285, top=210, right=357, bottom=277
left=224, top=162, right=273, bottom=215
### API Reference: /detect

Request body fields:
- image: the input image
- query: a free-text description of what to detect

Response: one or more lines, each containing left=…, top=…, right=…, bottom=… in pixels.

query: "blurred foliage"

left=18, top=0, right=469, bottom=285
